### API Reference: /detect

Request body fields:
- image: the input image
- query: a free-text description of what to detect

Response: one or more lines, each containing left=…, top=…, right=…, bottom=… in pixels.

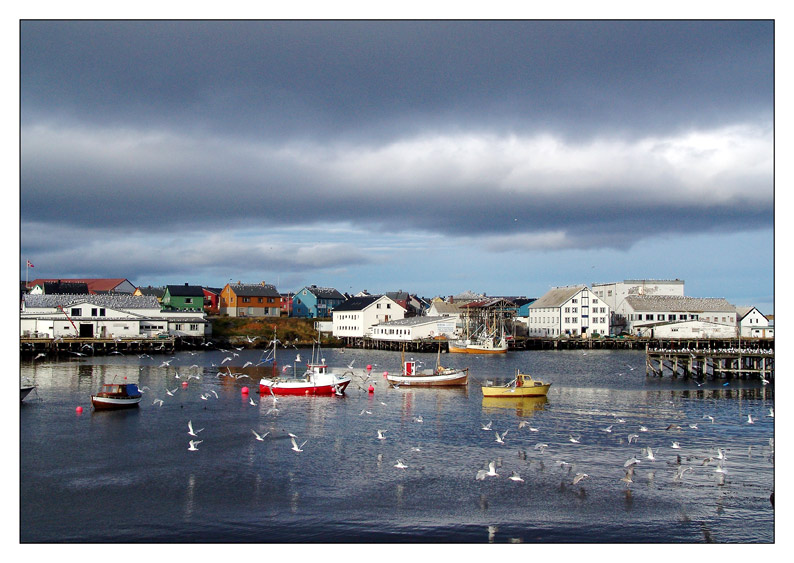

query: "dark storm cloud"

left=21, top=20, right=772, bottom=140
left=20, top=19, right=773, bottom=272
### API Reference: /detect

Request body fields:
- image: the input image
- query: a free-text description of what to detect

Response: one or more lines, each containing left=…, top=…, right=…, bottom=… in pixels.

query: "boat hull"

left=386, top=370, right=468, bottom=387
left=259, top=377, right=351, bottom=396
left=20, top=386, right=36, bottom=402
left=481, top=383, right=551, bottom=397
left=448, top=344, right=507, bottom=354
left=90, top=395, right=142, bottom=409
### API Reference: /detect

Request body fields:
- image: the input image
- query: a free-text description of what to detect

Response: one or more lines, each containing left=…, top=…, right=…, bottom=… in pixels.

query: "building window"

left=71, top=308, right=81, bottom=317
left=190, top=324, right=199, bottom=331
left=91, top=308, right=98, bottom=316
left=185, top=298, right=193, bottom=304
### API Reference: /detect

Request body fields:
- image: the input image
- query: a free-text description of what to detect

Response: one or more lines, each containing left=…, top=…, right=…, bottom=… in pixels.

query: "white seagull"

left=495, top=430, right=509, bottom=444
left=476, top=461, right=499, bottom=480
left=377, top=429, right=387, bottom=440
left=746, top=414, right=756, bottom=424
left=394, top=459, right=408, bottom=469
left=188, top=440, right=203, bottom=451
left=671, top=441, right=681, bottom=449
left=481, top=421, right=493, bottom=431
left=569, top=435, right=581, bottom=444
left=572, top=473, right=589, bottom=485
left=251, top=429, right=269, bottom=441
left=187, top=420, right=204, bottom=436
left=508, top=471, right=525, bottom=482
left=290, top=437, right=307, bottom=452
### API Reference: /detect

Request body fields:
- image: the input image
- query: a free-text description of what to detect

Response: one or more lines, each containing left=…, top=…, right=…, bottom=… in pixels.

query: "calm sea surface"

left=20, top=347, right=774, bottom=543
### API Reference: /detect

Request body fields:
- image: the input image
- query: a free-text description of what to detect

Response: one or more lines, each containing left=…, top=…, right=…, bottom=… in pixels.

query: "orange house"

left=220, top=282, right=281, bottom=317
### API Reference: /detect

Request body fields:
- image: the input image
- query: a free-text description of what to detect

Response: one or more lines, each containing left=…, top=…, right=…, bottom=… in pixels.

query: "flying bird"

left=508, top=471, right=525, bottom=482
left=394, top=459, right=408, bottom=469
left=495, top=430, right=509, bottom=444
left=188, top=440, right=203, bottom=451
left=187, top=420, right=204, bottom=436
left=290, top=437, right=308, bottom=452
left=251, top=429, right=269, bottom=441
left=572, top=473, right=589, bottom=485
left=377, top=429, right=387, bottom=440
left=481, top=421, right=493, bottom=431
left=476, top=461, right=499, bottom=480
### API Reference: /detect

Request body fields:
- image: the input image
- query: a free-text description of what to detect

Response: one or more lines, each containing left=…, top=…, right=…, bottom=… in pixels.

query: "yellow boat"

left=481, top=370, right=551, bottom=397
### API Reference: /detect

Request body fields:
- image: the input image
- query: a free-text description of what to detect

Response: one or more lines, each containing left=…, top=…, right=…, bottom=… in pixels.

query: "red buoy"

left=241, top=386, right=249, bottom=394
left=75, top=406, right=83, bottom=414
left=366, top=364, right=372, bottom=372
left=368, top=385, right=375, bottom=393
left=181, top=381, right=188, bottom=387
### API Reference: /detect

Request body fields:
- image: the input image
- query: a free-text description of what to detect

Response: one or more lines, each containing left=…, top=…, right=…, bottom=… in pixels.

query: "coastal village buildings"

left=20, top=294, right=208, bottom=339
left=617, top=295, right=737, bottom=337
left=331, top=295, right=406, bottom=339
left=292, top=285, right=346, bottom=318
left=220, top=282, right=281, bottom=317
left=28, top=278, right=136, bottom=294
left=737, top=306, right=774, bottom=338
left=369, top=316, right=456, bottom=342
left=591, top=279, right=685, bottom=334
left=162, top=284, right=206, bottom=311
left=528, top=286, right=611, bottom=337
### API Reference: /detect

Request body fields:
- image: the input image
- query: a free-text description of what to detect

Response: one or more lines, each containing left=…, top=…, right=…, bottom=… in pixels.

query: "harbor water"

left=19, top=347, right=774, bottom=543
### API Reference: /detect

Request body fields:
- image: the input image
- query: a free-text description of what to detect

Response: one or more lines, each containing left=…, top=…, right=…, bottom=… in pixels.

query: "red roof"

left=27, top=278, right=132, bottom=293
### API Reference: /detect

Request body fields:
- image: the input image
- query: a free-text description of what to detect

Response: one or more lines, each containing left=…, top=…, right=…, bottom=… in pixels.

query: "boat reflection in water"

left=482, top=394, right=548, bottom=416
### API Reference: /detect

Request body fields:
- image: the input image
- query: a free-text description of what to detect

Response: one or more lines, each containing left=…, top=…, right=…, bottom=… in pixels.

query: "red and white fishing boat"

left=386, top=346, right=468, bottom=387
left=91, top=379, right=142, bottom=409
left=258, top=330, right=351, bottom=396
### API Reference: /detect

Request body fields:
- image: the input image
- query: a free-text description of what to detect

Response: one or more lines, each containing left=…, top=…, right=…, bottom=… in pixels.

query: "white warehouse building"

left=528, top=286, right=610, bottom=338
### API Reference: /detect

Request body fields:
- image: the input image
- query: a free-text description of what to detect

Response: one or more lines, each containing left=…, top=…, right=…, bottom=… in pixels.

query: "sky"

left=18, top=19, right=776, bottom=313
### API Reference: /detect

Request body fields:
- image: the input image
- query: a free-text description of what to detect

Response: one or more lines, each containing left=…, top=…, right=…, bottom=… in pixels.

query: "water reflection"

left=481, top=395, right=547, bottom=416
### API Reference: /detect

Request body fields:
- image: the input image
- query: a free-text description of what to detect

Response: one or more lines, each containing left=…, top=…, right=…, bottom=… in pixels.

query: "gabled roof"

left=332, top=296, right=381, bottom=312
left=42, top=281, right=89, bottom=294
left=138, top=286, right=166, bottom=298
left=736, top=306, right=765, bottom=321
left=529, top=286, right=587, bottom=308
left=166, top=284, right=205, bottom=297
left=624, top=295, right=735, bottom=312
left=302, top=285, right=345, bottom=300
left=23, top=294, right=160, bottom=310
left=27, top=278, right=133, bottom=293
left=229, top=283, right=280, bottom=297
left=429, top=301, right=464, bottom=315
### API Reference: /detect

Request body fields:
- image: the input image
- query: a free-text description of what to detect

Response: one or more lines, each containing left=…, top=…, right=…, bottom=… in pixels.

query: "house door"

left=79, top=323, right=94, bottom=337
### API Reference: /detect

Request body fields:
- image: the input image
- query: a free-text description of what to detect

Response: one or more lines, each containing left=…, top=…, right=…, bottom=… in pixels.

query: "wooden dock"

left=20, top=336, right=177, bottom=357
left=645, top=343, right=774, bottom=381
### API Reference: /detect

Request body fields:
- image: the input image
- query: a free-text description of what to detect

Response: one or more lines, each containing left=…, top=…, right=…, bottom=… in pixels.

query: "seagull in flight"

left=394, top=459, right=408, bottom=469
left=602, top=425, right=613, bottom=433
left=187, top=420, right=204, bottom=436
left=671, top=441, right=681, bottom=449
left=534, top=443, right=549, bottom=452
left=703, top=415, right=715, bottom=424
left=249, top=397, right=257, bottom=406
left=644, top=447, right=656, bottom=461
left=481, top=421, right=493, bottom=431
left=165, top=387, right=178, bottom=396
left=476, top=461, right=499, bottom=480
left=377, top=429, right=387, bottom=440
left=251, top=429, right=269, bottom=441
left=290, top=437, right=308, bottom=452
left=572, top=473, right=589, bottom=485
left=242, top=361, right=253, bottom=369
left=746, top=414, right=756, bottom=424
left=569, top=434, right=581, bottom=444
left=188, top=440, right=203, bottom=451
left=152, top=399, right=164, bottom=406
left=673, top=466, right=691, bottom=481
left=508, top=471, right=525, bottom=482
left=495, top=430, right=509, bottom=444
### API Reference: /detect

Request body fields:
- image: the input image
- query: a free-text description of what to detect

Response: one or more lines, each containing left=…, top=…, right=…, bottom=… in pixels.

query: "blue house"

left=514, top=297, right=538, bottom=317
left=291, top=285, right=346, bottom=318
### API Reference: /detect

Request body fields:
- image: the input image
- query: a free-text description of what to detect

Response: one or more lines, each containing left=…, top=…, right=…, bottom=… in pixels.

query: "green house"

left=162, top=283, right=205, bottom=311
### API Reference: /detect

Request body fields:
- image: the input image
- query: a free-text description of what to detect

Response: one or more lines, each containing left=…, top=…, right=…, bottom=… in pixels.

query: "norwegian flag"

left=26, top=260, right=34, bottom=267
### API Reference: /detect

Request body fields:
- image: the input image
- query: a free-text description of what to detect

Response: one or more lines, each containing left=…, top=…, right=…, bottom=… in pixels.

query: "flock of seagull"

left=70, top=345, right=775, bottom=508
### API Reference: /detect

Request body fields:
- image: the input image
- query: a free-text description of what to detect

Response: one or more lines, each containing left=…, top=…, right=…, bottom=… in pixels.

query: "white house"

left=369, top=316, right=457, bottom=342
left=331, top=295, right=405, bottom=339
left=637, top=320, right=737, bottom=339
left=528, top=286, right=610, bottom=337
left=20, top=294, right=208, bottom=339
left=736, top=306, right=773, bottom=338
left=618, top=295, right=736, bottom=336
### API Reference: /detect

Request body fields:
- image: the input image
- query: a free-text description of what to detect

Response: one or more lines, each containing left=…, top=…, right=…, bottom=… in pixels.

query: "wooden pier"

left=645, top=341, right=774, bottom=381
left=20, top=336, right=178, bottom=357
